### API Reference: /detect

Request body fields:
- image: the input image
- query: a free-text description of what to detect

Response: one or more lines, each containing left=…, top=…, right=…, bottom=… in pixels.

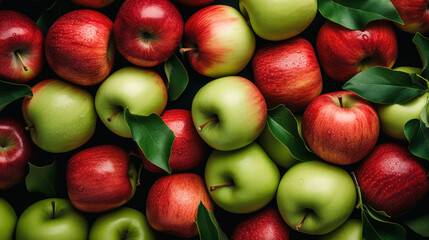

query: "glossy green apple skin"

left=89, top=207, right=155, bottom=240
left=22, top=79, right=97, bottom=153
left=239, top=0, right=317, bottom=41
left=277, top=160, right=356, bottom=235
left=192, top=76, right=267, bottom=151
left=0, top=197, right=16, bottom=240
left=95, top=66, right=168, bottom=138
left=319, top=219, right=363, bottom=240
left=15, top=198, right=88, bottom=240
left=376, top=66, right=428, bottom=141
left=205, top=142, right=280, bottom=214
left=258, top=116, right=302, bottom=169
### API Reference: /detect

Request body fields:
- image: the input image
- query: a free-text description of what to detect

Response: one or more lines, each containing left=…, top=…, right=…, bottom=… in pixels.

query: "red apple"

left=301, top=91, right=379, bottom=165
left=355, top=143, right=429, bottom=217
left=231, top=207, right=290, bottom=240
left=69, top=0, right=115, bottom=8
left=390, top=0, right=429, bottom=33
left=140, top=109, right=209, bottom=173
left=0, top=116, right=33, bottom=189
left=181, top=5, right=256, bottom=78
left=172, top=0, right=214, bottom=7
left=66, top=145, right=137, bottom=213
left=45, top=9, right=115, bottom=86
left=316, top=20, right=397, bottom=83
left=0, top=10, right=44, bottom=83
left=251, top=37, right=323, bottom=112
left=146, top=173, right=214, bottom=238
left=113, top=0, right=184, bottom=67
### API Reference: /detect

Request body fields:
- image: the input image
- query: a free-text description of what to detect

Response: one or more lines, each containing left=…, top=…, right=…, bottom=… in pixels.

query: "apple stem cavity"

left=295, top=211, right=308, bottom=231
left=14, top=51, right=28, bottom=71
left=122, top=229, right=128, bottom=240
left=107, top=108, right=121, bottom=122
left=51, top=201, right=56, bottom=219
left=338, top=95, right=343, bottom=108
left=210, top=183, right=233, bottom=191
left=198, top=118, right=217, bottom=131
left=179, top=47, right=197, bottom=54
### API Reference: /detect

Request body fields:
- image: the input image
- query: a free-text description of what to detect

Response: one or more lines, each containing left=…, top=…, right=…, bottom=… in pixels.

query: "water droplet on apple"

left=66, top=103, right=71, bottom=108
left=298, top=178, right=304, bottom=184
left=297, top=50, right=301, bottom=53
left=12, top=33, right=17, bottom=37
left=78, top=185, right=84, bottom=192
left=362, top=34, right=369, bottom=40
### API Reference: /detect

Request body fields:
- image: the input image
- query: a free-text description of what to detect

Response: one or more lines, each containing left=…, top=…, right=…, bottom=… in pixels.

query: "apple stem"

left=128, top=151, right=141, bottom=159
left=295, top=211, right=308, bottom=231
left=122, top=229, right=128, bottom=240
left=198, top=118, right=217, bottom=131
left=351, top=171, right=362, bottom=209
left=51, top=201, right=56, bottom=219
left=107, top=109, right=121, bottom=122
left=338, top=95, right=343, bottom=108
left=15, top=51, right=28, bottom=71
left=210, top=183, right=233, bottom=191
left=179, top=47, right=197, bottom=54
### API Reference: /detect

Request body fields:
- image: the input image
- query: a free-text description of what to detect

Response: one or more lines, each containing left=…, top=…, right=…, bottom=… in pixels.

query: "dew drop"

left=362, top=34, right=369, bottom=40
left=297, top=50, right=302, bottom=53
left=66, top=103, right=71, bottom=108
left=78, top=185, right=84, bottom=192
left=298, top=178, right=304, bottom=184
left=12, top=33, right=16, bottom=37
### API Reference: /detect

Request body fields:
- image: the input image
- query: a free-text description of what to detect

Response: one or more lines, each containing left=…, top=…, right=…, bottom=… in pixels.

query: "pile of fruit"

left=1, top=0, right=428, bottom=239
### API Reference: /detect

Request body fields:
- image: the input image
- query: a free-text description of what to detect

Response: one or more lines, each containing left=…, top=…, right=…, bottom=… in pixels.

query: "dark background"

left=1, top=0, right=428, bottom=239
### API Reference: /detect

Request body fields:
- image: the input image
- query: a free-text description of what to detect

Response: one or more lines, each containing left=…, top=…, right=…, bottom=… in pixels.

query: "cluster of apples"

left=1, top=0, right=429, bottom=240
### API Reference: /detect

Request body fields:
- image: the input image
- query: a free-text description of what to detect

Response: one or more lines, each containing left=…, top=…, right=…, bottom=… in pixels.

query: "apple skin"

left=69, top=0, right=115, bottom=8
left=45, top=9, right=115, bottom=86
left=390, top=0, right=429, bottom=33
left=239, top=0, right=317, bottom=41
left=140, top=109, right=209, bottom=173
left=301, top=90, right=379, bottom=165
left=258, top=116, right=302, bottom=169
left=22, top=79, right=97, bottom=153
left=15, top=198, right=89, bottom=240
left=376, top=66, right=428, bottom=141
left=191, top=76, right=267, bottom=151
left=230, top=207, right=290, bottom=240
left=95, top=66, right=168, bottom=138
left=277, top=160, right=357, bottom=235
left=89, top=207, right=155, bottom=240
left=0, top=197, right=16, bottom=240
left=145, top=173, right=214, bottom=239
left=172, top=0, right=214, bottom=7
left=182, top=5, right=256, bottom=78
left=66, top=145, right=137, bottom=213
left=355, top=143, right=429, bottom=217
left=252, top=37, right=323, bottom=112
left=319, top=219, right=363, bottom=240
left=316, top=20, right=398, bottom=83
left=113, top=0, right=183, bottom=67
left=205, top=142, right=280, bottom=214
left=0, top=10, right=44, bottom=83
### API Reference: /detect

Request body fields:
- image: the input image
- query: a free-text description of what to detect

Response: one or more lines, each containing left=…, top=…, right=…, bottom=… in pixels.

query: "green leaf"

left=343, top=67, right=427, bottom=104
left=267, top=105, right=318, bottom=162
left=317, top=0, right=403, bottom=30
left=404, top=211, right=429, bottom=237
left=361, top=204, right=407, bottom=240
left=25, top=160, right=60, bottom=197
left=0, top=80, right=32, bottom=111
left=413, top=33, right=429, bottom=80
left=164, top=54, right=189, bottom=101
left=36, top=0, right=73, bottom=35
left=404, top=119, right=429, bottom=161
left=196, top=202, right=228, bottom=240
left=124, top=109, right=174, bottom=174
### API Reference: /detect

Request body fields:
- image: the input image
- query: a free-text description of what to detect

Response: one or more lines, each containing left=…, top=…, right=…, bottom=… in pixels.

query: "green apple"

left=89, top=207, right=155, bottom=240
left=204, top=142, right=280, bottom=214
left=376, top=66, right=429, bottom=141
left=191, top=76, right=267, bottom=151
left=0, top=197, right=16, bottom=240
left=95, top=66, right=168, bottom=138
left=258, top=116, right=302, bottom=169
left=22, top=79, right=97, bottom=153
left=277, top=160, right=356, bottom=235
left=319, top=219, right=363, bottom=240
left=239, top=0, right=317, bottom=41
left=15, top=198, right=89, bottom=240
